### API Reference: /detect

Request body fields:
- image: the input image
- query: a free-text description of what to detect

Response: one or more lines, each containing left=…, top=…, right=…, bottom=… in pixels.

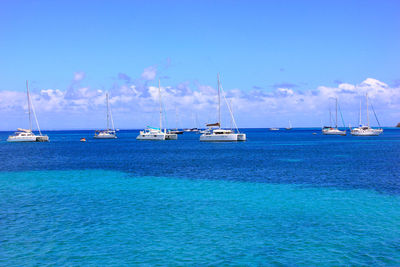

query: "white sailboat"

left=285, top=120, right=292, bottom=130
left=7, top=81, right=49, bottom=142
left=351, top=93, right=383, bottom=136
left=94, top=93, right=117, bottom=139
left=136, top=80, right=177, bottom=140
left=322, top=97, right=346, bottom=135
left=200, top=74, right=246, bottom=142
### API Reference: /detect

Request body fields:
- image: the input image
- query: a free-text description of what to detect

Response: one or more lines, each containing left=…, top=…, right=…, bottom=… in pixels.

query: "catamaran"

left=200, top=74, right=246, bottom=142
left=7, top=81, right=49, bottom=142
left=322, top=97, right=346, bottom=135
left=94, top=92, right=117, bottom=139
left=136, top=80, right=177, bottom=140
left=350, top=93, right=383, bottom=136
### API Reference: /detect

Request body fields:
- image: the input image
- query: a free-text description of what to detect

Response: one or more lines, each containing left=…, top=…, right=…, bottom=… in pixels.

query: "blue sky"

left=0, top=1, right=399, bottom=129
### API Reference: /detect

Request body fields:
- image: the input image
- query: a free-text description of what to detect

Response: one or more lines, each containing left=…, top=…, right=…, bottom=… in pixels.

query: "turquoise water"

left=1, top=170, right=400, bottom=265
left=1, top=128, right=400, bottom=265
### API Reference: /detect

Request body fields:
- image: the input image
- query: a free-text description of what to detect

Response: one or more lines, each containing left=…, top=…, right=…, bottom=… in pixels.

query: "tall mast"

left=359, top=98, right=362, bottom=126
left=217, top=73, right=221, bottom=128
left=335, top=97, right=338, bottom=129
left=159, top=79, right=163, bottom=132
left=26, top=80, right=32, bottom=131
left=329, top=104, right=332, bottom=127
left=366, top=93, right=369, bottom=127
left=175, top=107, right=178, bottom=130
left=106, top=93, right=109, bottom=131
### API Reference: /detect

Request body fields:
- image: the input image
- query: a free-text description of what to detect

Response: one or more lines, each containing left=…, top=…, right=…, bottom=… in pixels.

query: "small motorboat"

left=80, top=138, right=86, bottom=142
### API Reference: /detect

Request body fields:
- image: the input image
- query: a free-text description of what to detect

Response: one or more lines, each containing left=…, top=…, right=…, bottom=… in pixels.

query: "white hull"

left=137, top=133, right=165, bottom=140
left=94, top=134, right=117, bottom=139
left=351, top=128, right=383, bottom=136
left=322, top=128, right=346, bottom=136
left=136, top=133, right=178, bottom=140
left=7, top=136, right=49, bottom=142
left=200, top=133, right=246, bottom=142
left=7, top=136, right=37, bottom=142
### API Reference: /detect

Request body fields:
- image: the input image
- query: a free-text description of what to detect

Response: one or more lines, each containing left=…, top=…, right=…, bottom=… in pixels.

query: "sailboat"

left=7, top=81, right=49, bottom=142
left=285, top=120, right=292, bottom=130
left=169, top=108, right=184, bottom=134
left=322, top=97, right=346, bottom=135
left=351, top=93, right=383, bottom=136
left=184, top=114, right=200, bottom=132
left=200, top=74, right=246, bottom=142
left=94, top=93, right=117, bottom=139
left=136, top=80, right=178, bottom=140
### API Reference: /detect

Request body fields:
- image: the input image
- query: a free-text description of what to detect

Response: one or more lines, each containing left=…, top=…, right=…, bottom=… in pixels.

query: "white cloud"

left=141, top=66, right=157, bottom=81
left=73, top=71, right=85, bottom=82
left=0, top=75, right=399, bottom=130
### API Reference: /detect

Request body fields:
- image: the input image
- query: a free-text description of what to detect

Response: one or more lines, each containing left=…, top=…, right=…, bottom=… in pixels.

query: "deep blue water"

left=1, top=128, right=400, bottom=265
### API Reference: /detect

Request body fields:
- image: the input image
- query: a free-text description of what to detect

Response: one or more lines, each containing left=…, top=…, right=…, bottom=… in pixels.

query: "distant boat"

left=184, top=114, right=200, bottom=132
left=200, top=74, right=246, bottom=142
left=285, top=120, right=292, bottom=130
left=199, top=128, right=210, bottom=134
left=7, top=81, right=49, bottom=142
left=322, top=97, right=346, bottom=136
left=185, top=128, right=199, bottom=132
left=169, top=129, right=184, bottom=134
left=137, top=80, right=177, bottom=140
left=350, top=93, right=383, bottom=136
left=170, top=108, right=184, bottom=134
left=80, top=138, right=86, bottom=142
left=94, top=93, right=117, bottom=139
left=269, top=128, right=279, bottom=131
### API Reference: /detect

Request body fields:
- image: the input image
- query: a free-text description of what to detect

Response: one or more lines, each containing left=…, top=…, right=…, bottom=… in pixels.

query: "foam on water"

left=1, top=170, right=400, bottom=265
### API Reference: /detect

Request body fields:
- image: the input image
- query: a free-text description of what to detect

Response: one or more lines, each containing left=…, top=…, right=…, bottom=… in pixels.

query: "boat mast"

left=329, top=104, right=332, bottom=127
left=159, top=79, right=163, bottom=132
left=106, top=93, right=109, bottom=131
left=26, top=80, right=32, bottom=131
left=335, top=97, right=338, bottom=129
left=359, top=98, right=362, bottom=126
left=217, top=73, right=221, bottom=128
left=175, top=107, right=178, bottom=130
left=366, top=93, right=370, bottom=127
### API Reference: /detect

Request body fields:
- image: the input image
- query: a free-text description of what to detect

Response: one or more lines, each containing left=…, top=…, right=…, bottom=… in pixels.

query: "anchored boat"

left=322, top=97, right=346, bottom=135
left=350, top=93, right=383, bottom=136
left=7, top=81, right=49, bottom=142
left=94, top=92, right=117, bottom=139
left=200, top=74, right=246, bottom=142
left=136, top=80, right=177, bottom=140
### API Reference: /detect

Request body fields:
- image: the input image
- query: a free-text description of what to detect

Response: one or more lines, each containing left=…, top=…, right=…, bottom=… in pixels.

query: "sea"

left=1, top=128, right=400, bottom=266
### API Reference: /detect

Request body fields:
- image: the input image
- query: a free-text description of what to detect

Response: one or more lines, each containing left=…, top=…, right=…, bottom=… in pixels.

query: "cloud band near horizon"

left=0, top=68, right=399, bottom=130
